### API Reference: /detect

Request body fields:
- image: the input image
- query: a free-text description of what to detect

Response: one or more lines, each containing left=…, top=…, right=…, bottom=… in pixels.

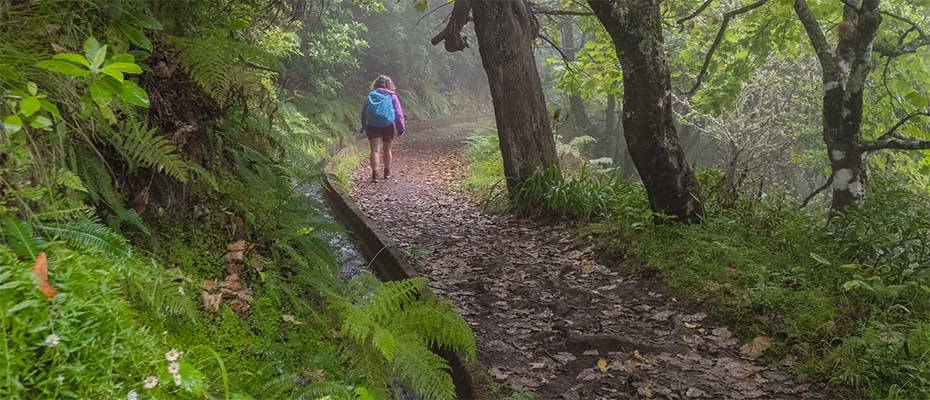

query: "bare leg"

left=382, top=137, right=393, bottom=178
left=368, top=137, right=381, bottom=182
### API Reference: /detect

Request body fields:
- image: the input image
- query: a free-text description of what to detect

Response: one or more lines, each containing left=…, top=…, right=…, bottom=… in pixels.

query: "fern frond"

left=392, top=335, right=456, bottom=400
left=110, top=120, right=189, bottom=182
left=372, top=327, right=397, bottom=361
left=124, top=259, right=198, bottom=320
left=396, top=299, right=477, bottom=359
left=340, top=302, right=376, bottom=342
left=38, top=217, right=130, bottom=258
left=364, top=277, right=428, bottom=321
left=1, top=217, right=43, bottom=259
left=293, top=381, right=355, bottom=400
left=53, top=168, right=88, bottom=193
left=169, top=34, right=277, bottom=105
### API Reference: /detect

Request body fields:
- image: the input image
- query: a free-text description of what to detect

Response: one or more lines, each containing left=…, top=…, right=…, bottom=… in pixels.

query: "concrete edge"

left=321, top=139, right=479, bottom=399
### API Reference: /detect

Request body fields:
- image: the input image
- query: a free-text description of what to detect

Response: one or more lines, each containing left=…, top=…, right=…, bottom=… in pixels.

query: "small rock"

left=488, top=367, right=509, bottom=380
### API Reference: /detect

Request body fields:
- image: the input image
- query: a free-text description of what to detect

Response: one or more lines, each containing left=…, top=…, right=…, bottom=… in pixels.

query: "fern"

left=1, top=217, right=43, bottom=259
left=169, top=34, right=278, bottom=105
left=392, top=335, right=456, bottom=400
left=53, top=168, right=88, bottom=193
left=109, top=120, right=189, bottom=182
left=365, top=277, right=428, bottom=320
left=124, top=259, right=198, bottom=320
left=396, top=299, right=478, bottom=359
left=334, top=273, right=475, bottom=400
left=37, top=217, right=130, bottom=258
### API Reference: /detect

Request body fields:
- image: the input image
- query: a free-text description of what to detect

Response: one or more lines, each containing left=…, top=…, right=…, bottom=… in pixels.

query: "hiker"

left=360, top=75, right=405, bottom=183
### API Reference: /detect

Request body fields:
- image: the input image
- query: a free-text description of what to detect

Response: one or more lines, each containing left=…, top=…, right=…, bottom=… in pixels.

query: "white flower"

left=164, top=348, right=182, bottom=361
left=143, top=376, right=158, bottom=389
left=55, top=375, right=64, bottom=385
left=127, top=390, right=139, bottom=400
left=168, top=361, right=180, bottom=375
left=172, top=373, right=182, bottom=386
left=44, top=334, right=60, bottom=346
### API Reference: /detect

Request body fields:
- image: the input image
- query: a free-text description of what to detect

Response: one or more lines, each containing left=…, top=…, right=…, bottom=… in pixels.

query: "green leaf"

left=3, top=115, right=23, bottom=133
left=99, top=68, right=124, bottom=82
left=83, top=37, right=106, bottom=69
left=109, top=53, right=136, bottom=64
left=30, top=115, right=53, bottom=130
left=120, top=80, right=149, bottom=108
left=1, top=217, right=43, bottom=259
left=178, top=363, right=206, bottom=395
left=39, top=99, right=61, bottom=121
left=118, top=22, right=152, bottom=51
left=89, top=81, right=114, bottom=106
left=52, top=53, right=90, bottom=67
left=9, top=300, right=39, bottom=314
left=809, top=252, right=832, bottom=266
left=103, top=62, right=142, bottom=75
left=36, top=60, right=91, bottom=77
left=20, top=96, right=41, bottom=117
left=139, top=15, right=163, bottom=30
left=26, top=82, right=38, bottom=96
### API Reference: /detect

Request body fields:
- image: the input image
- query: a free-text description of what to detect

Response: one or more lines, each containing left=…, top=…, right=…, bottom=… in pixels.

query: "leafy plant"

left=36, top=37, right=149, bottom=122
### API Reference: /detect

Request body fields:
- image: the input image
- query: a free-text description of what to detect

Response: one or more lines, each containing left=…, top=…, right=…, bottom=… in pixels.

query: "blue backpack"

left=365, top=90, right=396, bottom=128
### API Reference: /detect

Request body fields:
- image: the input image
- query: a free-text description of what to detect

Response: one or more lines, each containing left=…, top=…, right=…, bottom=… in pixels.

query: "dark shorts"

left=365, top=125, right=396, bottom=141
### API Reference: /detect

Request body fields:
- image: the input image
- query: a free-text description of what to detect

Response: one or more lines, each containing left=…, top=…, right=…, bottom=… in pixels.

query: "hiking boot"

left=371, top=171, right=378, bottom=183
left=383, top=168, right=391, bottom=180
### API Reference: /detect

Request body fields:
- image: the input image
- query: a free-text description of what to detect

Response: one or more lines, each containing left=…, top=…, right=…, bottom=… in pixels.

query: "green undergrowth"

left=331, top=145, right=362, bottom=191
left=462, top=130, right=930, bottom=399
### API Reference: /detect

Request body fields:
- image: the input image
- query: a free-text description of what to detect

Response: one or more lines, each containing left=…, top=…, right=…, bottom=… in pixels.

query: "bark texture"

left=433, top=0, right=559, bottom=193
left=588, top=0, right=704, bottom=223
left=795, top=0, right=930, bottom=213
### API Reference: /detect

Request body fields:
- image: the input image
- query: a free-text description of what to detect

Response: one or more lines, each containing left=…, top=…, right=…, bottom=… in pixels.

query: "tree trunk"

left=561, top=19, right=592, bottom=135
left=794, top=0, right=882, bottom=213
left=588, top=0, right=704, bottom=223
left=432, top=0, right=559, bottom=194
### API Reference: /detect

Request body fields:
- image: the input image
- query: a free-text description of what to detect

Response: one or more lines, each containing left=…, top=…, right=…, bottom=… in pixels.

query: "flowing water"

left=307, top=182, right=418, bottom=400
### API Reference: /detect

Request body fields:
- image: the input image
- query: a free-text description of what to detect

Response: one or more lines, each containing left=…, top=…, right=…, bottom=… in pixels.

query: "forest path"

left=348, top=119, right=820, bottom=400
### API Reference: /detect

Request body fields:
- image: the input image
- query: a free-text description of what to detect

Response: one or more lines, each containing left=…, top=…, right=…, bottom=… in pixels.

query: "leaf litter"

left=349, top=120, right=822, bottom=399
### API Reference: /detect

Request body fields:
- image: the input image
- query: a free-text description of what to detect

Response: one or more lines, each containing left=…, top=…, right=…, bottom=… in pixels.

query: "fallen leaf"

left=739, top=336, right=771, bottom=359
left=488, top=367, right=509, bottom=380
left=686, top=387, right=706, bottom=398
left=596, top=358, right=608, bottom=372
left=637, top=385, right=654, bottom=398
left=32, top=252, right=56, bottom=299
left=575, top=368, right=605, bottom=381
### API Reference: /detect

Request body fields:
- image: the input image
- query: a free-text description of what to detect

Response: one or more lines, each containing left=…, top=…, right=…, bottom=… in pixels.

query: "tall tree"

left=587, top=0, right=704, bottom=223
left=793, top=0, right=930, bottom=212
left=560, top=18, right=593, bottom=134
left=432, top=0, right=559, bottom=193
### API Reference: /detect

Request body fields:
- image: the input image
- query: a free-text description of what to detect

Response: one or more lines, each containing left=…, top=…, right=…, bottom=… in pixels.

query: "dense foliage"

left=1, top=0, right=478, bottom=399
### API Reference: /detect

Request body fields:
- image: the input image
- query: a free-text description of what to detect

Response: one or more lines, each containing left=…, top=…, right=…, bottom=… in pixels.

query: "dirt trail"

left=349, top=120, right=822, bottom=400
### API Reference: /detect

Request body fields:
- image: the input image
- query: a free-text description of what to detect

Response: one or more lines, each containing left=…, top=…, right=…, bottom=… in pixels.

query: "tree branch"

left=873, top=35, right=930, bottom=57
left=860, top=136, right=930, bottom=151
left=676, top=0, right=714, bottom=27
left=431, top=0, right=473, bottom=52
left=683, top=0, right=771, bottom=96
left=794, top=0, right=839, bottom=76
left=799, top=174, right=833, bottom=208
left=415, top=1, right=453, bottom=28
left=537, top=33, right=577, bottom=73
left=874, top=111, right=930, bottom=141
left=531, top=8, right=594, bottom=16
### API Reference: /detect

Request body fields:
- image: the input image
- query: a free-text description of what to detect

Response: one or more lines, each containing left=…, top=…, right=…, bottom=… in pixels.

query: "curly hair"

left=371, top=75, right=396, bottom=91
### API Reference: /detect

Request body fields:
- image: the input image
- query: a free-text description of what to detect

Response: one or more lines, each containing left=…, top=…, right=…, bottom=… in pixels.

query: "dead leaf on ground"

left=488, top=367, right=509, bottom=380
left=740, top=336, right=771, bottom=359
left=32, top=252, right=57, bottom=299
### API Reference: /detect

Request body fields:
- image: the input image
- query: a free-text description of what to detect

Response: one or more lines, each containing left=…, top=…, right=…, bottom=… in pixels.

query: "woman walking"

left=360, top=75, right=405, bottom=183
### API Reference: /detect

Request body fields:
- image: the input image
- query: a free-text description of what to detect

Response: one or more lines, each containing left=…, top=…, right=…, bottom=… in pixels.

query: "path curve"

left=349, top=119, right=822, bottom=400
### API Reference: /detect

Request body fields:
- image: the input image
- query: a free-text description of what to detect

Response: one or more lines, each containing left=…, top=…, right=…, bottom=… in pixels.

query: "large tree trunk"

left=588, top=0, right=704, bottom=223
left=433, top=0, right=559, bottom=193
left=561, top=20, right=592, bottom=134
left=472, top=0, right=559, bottom=192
